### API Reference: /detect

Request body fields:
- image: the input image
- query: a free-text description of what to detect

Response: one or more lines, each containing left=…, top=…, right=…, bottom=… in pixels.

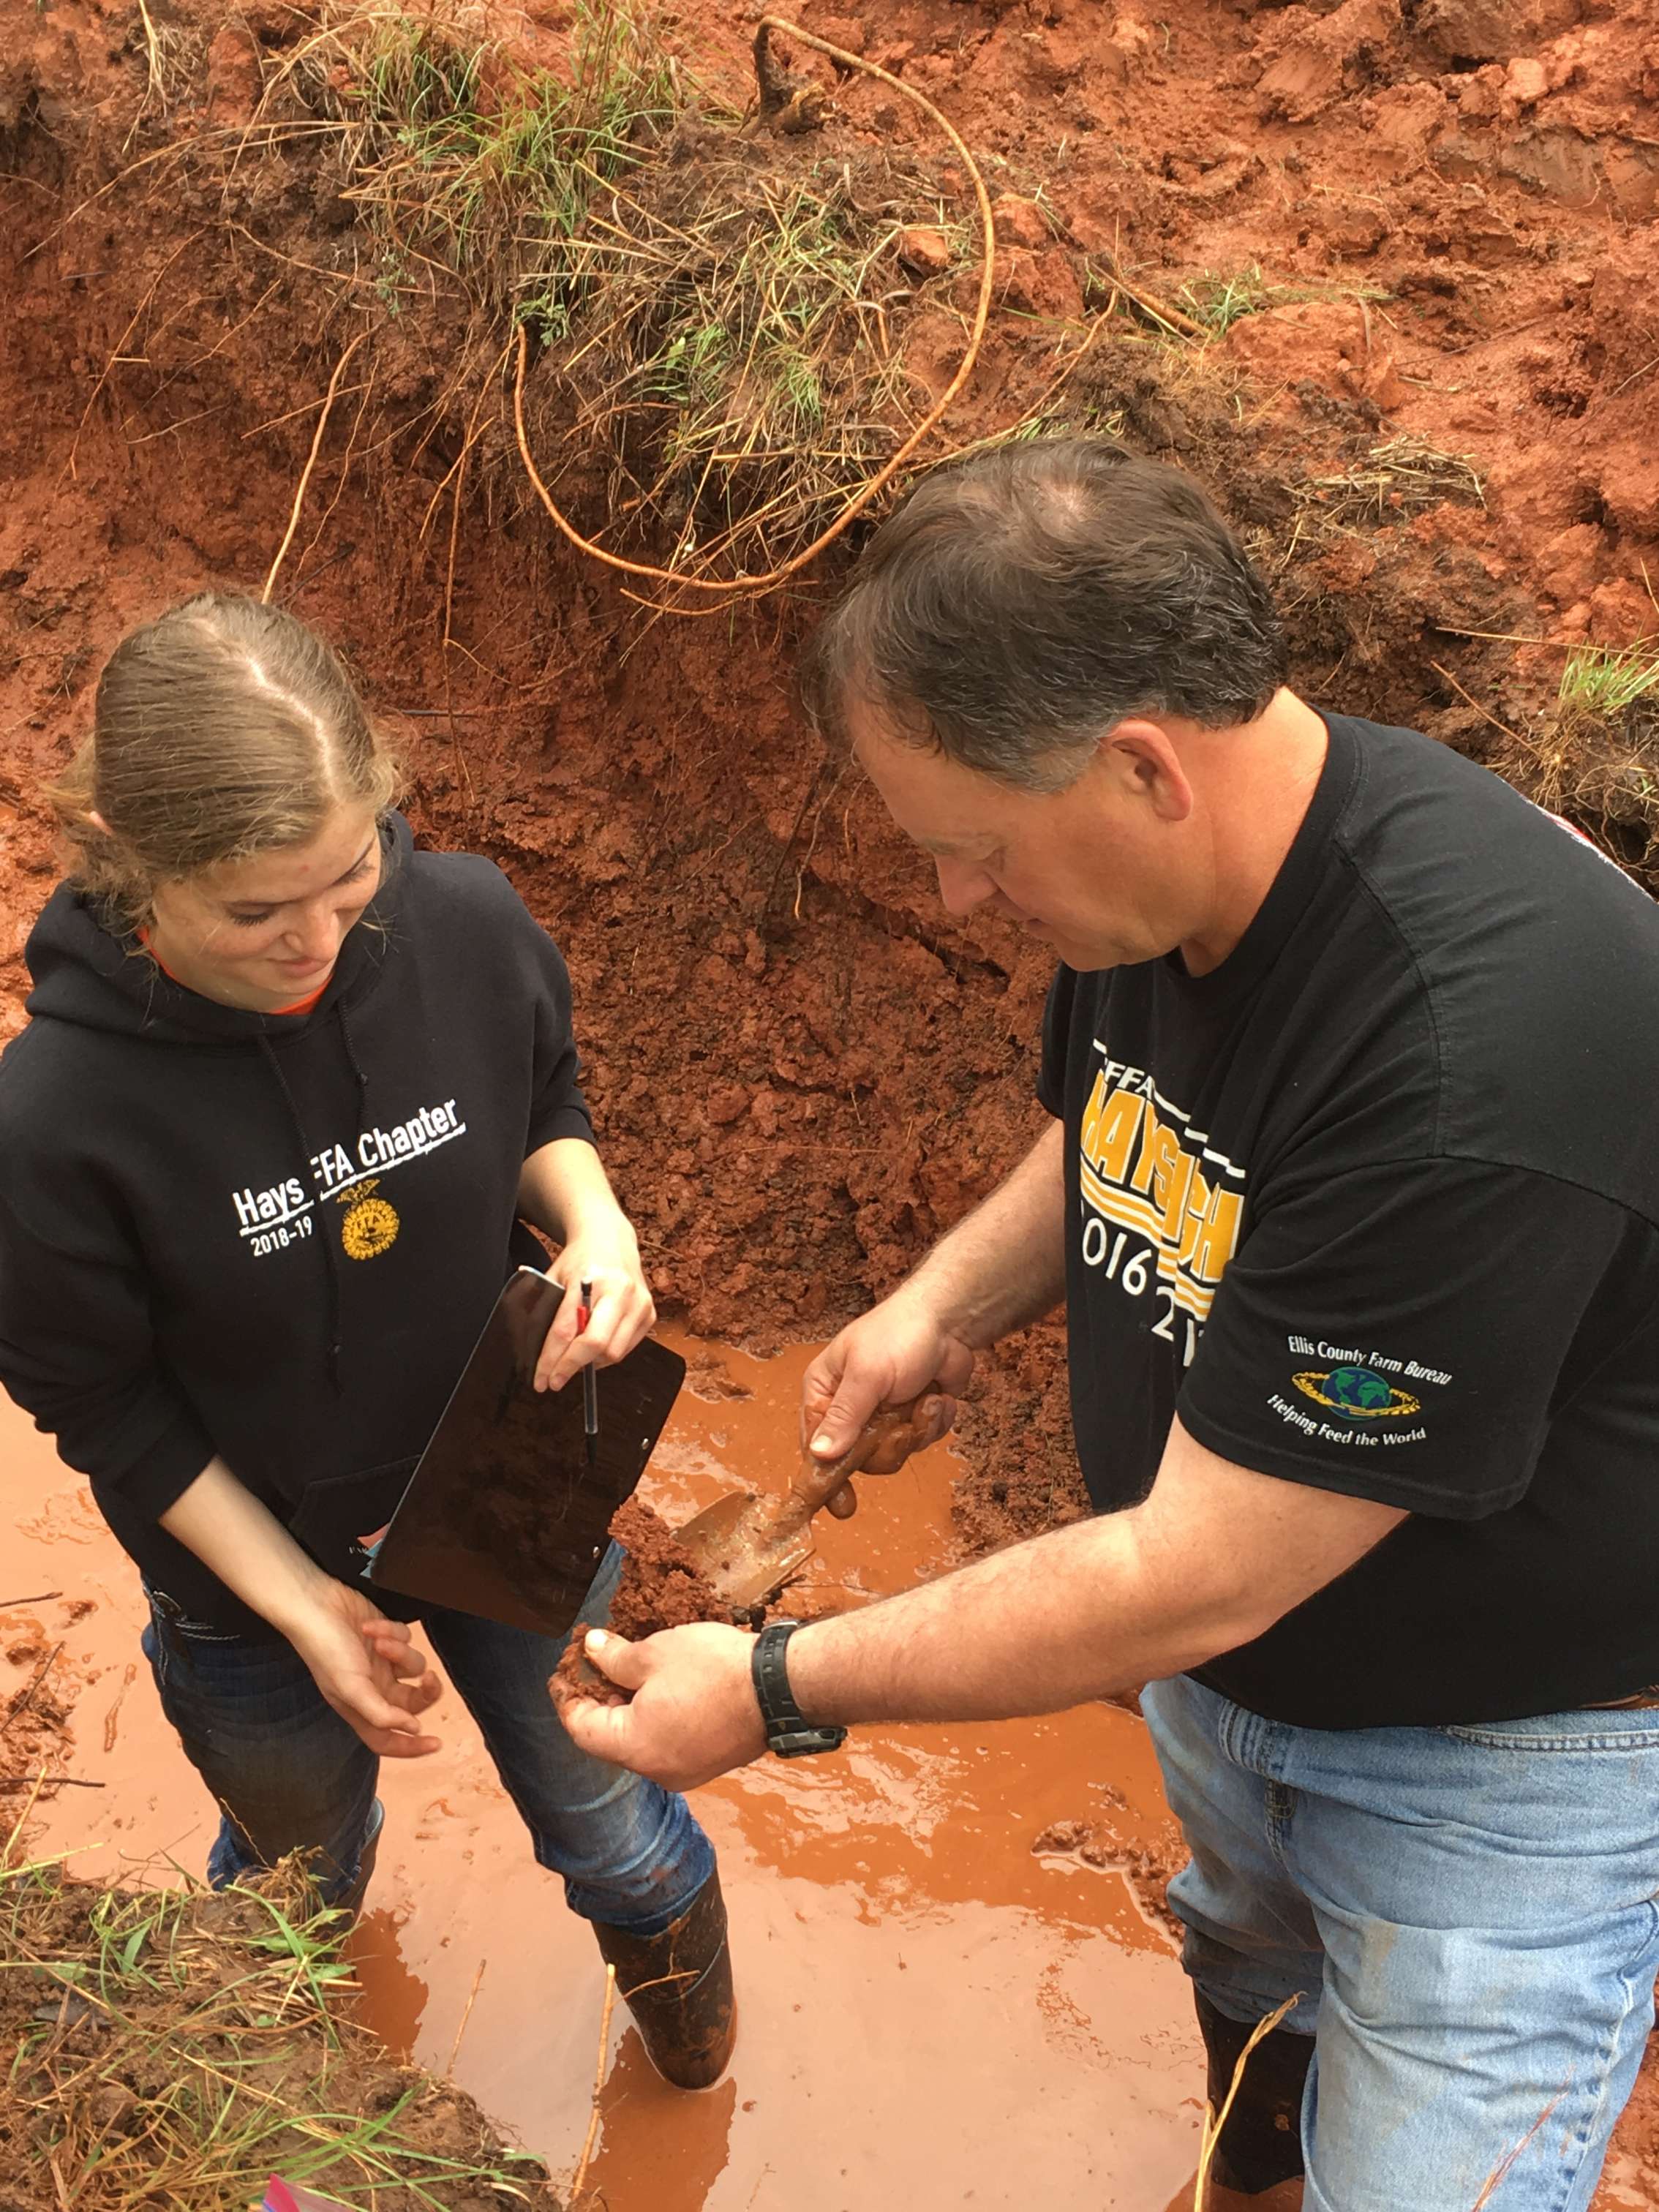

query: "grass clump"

left=0, top=1846, right=553, bottom=2211
left=274, top=4, right=960, bottom=579
left=1559, top=641, right=1659, bottom=718
left=1177, top=263, right=1390, bottom=336
left=328, top=3, right=679, bottom=300
left=526, top=155, right=914, bottom=571
left=1490, top=636, right=1659, bottom=879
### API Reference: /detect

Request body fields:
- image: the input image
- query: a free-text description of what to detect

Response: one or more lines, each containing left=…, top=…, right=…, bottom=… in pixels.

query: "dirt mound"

left=0, top=1856, right=556, bottom=2211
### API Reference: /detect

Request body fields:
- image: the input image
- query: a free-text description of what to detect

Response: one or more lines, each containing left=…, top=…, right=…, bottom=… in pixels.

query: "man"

left=563, top=438, right=1659, bottom=2209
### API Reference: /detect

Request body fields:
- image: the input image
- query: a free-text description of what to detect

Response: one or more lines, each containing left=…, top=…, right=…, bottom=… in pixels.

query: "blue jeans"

left=1142, top=1673, right=1659, bottom=2211
left=140, top=1543, right=713, bottom=1936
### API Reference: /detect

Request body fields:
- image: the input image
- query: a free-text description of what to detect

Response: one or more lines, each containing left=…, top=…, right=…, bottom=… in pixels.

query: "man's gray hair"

left=804, top=437, right=1289, bottom=792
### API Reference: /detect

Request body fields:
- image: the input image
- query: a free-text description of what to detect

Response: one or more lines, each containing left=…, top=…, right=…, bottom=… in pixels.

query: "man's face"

left=850, top=697, right=1200, bottom=973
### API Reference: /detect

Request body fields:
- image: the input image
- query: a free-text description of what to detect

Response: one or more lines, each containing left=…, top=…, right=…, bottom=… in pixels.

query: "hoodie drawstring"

left=257, top=1033, right=346, bottom=1394
left=336, top=1001, right=371, bottom=1141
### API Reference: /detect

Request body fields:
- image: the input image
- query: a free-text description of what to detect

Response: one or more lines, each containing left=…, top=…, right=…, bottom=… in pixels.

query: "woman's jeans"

left=1142, top=1672, right=1659, bottom=2212
left=140, top=1543, right=713, bottom=1937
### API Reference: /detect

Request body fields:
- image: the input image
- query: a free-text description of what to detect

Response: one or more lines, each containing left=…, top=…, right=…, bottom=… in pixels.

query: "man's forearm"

left=159, top=1459, right=330, bottom=1638
left=784, top=1427, right=1406, bottom=1729
left=905, top=1118, right=1066, bottom=1347
left=784, top=1514, right=1227, bottom=1727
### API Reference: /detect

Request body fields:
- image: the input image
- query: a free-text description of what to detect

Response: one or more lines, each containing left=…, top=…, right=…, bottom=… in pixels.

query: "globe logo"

left=1291, top=1363, right=1421, bottom=1420
left=1325, top=1365, right=1393, bottom=1411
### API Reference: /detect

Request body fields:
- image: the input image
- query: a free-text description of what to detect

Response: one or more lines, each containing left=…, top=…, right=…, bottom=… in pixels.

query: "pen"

left=579, top=1278, right=599, bottom=1470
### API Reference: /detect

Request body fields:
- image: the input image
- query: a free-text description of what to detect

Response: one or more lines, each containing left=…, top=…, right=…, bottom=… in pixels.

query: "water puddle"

left=1, top=1332, right=1205, bottom=2208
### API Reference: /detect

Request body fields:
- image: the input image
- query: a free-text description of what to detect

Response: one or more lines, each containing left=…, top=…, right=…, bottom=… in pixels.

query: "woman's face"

left=146, top=802, right=383, bottom=1012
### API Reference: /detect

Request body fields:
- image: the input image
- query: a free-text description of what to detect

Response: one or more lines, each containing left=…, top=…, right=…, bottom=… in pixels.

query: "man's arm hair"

left=787, top=1416, right=1406, bottom=1726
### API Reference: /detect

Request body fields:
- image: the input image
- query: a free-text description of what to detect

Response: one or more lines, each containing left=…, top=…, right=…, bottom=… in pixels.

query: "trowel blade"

left=675, top=1490, right=815, bottom=1612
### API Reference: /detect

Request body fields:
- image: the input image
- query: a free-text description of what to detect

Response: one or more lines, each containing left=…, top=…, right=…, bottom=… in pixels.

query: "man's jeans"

left=1142, top=1672, right=1659, bottom=2211
left=140, top=1543, right=713, bottom=1936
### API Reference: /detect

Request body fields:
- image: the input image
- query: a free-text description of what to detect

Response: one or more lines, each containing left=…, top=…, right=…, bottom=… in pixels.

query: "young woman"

left=0, top=593, right=733, bottom=2089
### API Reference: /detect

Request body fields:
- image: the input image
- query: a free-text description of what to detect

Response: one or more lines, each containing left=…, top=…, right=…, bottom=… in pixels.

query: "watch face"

left=771, top=1724, right=849, bottom=1758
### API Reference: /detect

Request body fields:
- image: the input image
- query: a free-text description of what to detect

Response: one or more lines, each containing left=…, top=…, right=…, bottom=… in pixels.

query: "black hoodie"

left=0, top=814, right=593, bottom=1633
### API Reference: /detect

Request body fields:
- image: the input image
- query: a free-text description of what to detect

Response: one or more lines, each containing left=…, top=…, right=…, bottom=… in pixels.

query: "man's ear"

left=1102, top=718, right=1193, bottom=823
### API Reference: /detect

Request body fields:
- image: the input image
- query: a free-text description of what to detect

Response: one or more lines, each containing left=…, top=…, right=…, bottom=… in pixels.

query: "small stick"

left=569, top=1962, right=617, bottom=2205
left=261, top=328, right=369, bottom=603
left=445, top=1955, right=487, bottom=2074
left=2, top=1643, right=64, bottom=1735
left=0, top=1775, right=105, bottom=1789
left=0, top=1593, right=61, bottom=1610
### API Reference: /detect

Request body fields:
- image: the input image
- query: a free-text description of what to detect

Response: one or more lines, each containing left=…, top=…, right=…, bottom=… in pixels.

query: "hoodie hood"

left=22, top=811, right=413, bottom=1045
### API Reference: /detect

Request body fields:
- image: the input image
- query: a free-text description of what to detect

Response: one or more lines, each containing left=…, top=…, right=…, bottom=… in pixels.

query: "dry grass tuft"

left=1291, top=433, right=1485, bottom=533
left=0, top=1843, right=554, bottom=2210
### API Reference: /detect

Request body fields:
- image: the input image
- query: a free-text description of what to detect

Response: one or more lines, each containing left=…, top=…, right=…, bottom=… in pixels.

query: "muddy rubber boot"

left=592, top=1868, right=736, bottom=2090
left=1196, top=1990, right=1314, bottom=2195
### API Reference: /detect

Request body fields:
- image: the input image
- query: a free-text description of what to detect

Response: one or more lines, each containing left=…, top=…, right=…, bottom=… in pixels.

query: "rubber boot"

left=1196, top=1990, right=1314, bottom=2195
left=592, top=1867, right=736, bottom=2090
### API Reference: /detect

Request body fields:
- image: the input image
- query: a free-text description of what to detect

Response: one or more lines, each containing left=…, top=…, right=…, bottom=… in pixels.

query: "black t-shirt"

left=1039, top=712, right=1659, bottom=1728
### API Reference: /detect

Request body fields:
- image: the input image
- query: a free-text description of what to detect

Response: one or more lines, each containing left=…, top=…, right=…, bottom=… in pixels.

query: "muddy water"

left=1, top=1335, right=1205, bottom=2208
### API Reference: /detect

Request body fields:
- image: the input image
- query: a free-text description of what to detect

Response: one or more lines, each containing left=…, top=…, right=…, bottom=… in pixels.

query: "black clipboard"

left=366, top=1267, right=685, bottom=1638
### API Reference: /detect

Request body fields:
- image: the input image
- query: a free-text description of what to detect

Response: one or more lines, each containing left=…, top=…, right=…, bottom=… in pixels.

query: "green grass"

left=1176, top=262, right=1391, bottom=336
left=519, top=154, right=908, bottom=571
left=347, top=1, right=677, bottom=282
left=1, top=1849, right=549, bottom=2209
left=1559, top=642, right=1659, bottom=718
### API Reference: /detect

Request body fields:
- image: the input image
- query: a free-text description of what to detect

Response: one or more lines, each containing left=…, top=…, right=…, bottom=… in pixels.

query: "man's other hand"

left=802, top=1287, right=976, bottom=1464
left=554, top=1623, right=767, bottom=1791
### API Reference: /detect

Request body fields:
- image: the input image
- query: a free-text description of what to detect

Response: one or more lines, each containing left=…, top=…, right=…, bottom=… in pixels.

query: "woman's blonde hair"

left=48, top=593, right=399, bottom=931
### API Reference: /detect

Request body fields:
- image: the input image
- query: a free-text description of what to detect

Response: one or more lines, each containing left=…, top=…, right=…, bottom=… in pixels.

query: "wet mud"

left=1, top=1338, right=1208, bottom=2210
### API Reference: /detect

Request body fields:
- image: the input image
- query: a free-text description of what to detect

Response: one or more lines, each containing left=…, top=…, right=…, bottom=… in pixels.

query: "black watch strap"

left=751, top=1620, right=847, bottom=1758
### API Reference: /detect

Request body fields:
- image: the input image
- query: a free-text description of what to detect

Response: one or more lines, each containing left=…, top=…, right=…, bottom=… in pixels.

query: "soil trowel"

left=674, top=1390, right=946, bottom=1612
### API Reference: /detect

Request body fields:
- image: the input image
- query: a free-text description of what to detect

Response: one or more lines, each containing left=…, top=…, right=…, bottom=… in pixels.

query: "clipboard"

left=366, top=1267, right=685, bottom=1639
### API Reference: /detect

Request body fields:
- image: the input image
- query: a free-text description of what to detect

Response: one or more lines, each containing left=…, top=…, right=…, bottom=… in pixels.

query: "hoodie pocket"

left=286, top=1459, right=418, bottom=1579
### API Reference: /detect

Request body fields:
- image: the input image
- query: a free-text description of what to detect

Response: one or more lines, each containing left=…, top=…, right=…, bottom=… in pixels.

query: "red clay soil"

left=1, top=0, right=1658, bottom=2196
left=551, top=1497, right=729, bottom=1707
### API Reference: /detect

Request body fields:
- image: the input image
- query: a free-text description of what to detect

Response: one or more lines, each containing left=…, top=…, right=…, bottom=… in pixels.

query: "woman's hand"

left=282, top=1577, right=443, bottom=1758
left=517, top=1139, right=658, bottom=1391
left=535, top=1222, right=657, bottom=1392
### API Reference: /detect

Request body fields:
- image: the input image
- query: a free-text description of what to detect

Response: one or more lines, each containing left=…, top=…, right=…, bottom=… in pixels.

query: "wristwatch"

left=750, top=1619, right=847, bottom=1758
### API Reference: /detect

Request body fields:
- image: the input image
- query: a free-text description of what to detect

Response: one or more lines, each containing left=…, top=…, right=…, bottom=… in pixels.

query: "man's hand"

left=287, top=1581, right=443, bottom=1758
left=802, top=1286, right=976, bottom=1464
left=555, top=1623, right=767, bottom=1791
left=535, top=1229, right=656, bottom=1393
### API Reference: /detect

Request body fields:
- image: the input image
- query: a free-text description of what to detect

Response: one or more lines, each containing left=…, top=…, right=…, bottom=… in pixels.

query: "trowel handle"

left=785, top=1385, right=947, bottom=1520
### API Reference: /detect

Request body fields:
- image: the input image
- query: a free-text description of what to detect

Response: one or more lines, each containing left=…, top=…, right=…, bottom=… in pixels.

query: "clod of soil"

left=552, top=1497, right=731, bottom=1709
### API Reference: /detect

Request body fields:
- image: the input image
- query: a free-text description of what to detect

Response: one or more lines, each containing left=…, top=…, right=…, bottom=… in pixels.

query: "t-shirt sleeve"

left=1037, top=963, right=1076, bottom=1118
left=1178, top=1157, right=1633, bottom=1519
